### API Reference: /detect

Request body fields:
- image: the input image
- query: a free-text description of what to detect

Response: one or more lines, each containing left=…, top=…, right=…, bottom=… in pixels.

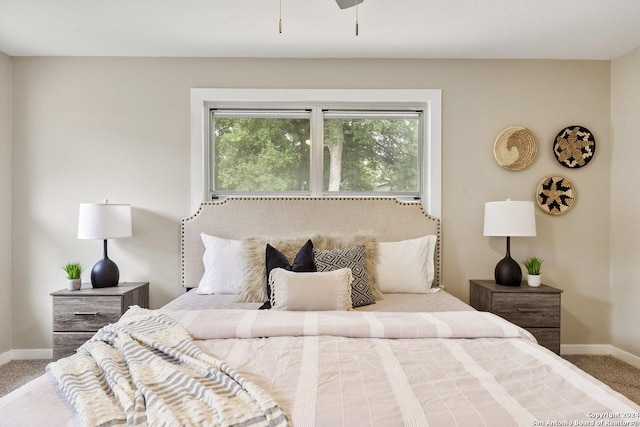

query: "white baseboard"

left=0, top=350, right=12, bottom=366
left=561, top=344, right=615, bottom=356
left=12, top=348, right=52, bottom=360
left=610, top=346, right=640, bottom=370
left=561, top=344, right=640, bottom=370
left=0, top=349, right=53, bottom=366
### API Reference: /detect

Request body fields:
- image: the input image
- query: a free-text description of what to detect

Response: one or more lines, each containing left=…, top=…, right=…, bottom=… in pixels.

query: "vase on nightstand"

left=67, top=279, right=81, bottom=291
left=527, top=274, right=541, bottom=287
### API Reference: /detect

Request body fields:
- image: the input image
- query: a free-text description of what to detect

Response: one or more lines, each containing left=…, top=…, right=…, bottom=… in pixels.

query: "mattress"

left=179, top=309, right=640, bottom=426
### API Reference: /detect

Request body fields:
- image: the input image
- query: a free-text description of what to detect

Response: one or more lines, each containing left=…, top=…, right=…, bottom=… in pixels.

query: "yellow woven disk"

left=494, top=126, right=537, bottom=171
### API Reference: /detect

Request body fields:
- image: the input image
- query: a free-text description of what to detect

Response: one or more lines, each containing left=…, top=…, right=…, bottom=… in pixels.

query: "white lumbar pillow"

left=269, top=268, right=354, bottom=311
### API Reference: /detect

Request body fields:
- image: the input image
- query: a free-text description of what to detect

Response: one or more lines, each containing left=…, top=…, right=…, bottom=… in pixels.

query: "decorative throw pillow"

left=236, top=232, right=380, bottom=303
left=310, top=232, right=380, bottom=300
left=269, top=268, right=354, bottom=311
left=376, top=235, right=437, bottom=293
left=313, top=246, right=375, bottom=307
left=259, top=239, right=317, bottom=309
left=196, top=233, right=243, bottom=294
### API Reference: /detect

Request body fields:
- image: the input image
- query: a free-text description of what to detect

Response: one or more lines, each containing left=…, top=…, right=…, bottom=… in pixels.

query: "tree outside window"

left=211, top=109, right=421, bottom=196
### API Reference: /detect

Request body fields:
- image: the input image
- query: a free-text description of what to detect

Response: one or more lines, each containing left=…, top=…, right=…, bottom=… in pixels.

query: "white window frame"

left=190, top=88, right=442, bottom=217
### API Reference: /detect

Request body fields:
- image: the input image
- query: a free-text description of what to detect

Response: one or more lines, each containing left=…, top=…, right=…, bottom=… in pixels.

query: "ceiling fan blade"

left=335, top=0, right=364, bottom=9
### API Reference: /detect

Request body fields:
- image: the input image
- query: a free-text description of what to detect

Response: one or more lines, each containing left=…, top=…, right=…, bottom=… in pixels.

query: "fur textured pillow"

left=236, top=232, right=380, bottom=303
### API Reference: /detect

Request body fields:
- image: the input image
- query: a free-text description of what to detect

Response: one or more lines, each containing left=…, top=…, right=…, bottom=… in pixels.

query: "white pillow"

left=376, top=235, right=437, bottom=293
left=196, top=233, right=243, bottom=295
left=269, top=268, right=354, bottom=311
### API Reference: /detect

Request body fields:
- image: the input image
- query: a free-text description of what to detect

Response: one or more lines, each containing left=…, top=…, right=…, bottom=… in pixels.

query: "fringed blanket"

left=47, top=307, right=289, bottom=427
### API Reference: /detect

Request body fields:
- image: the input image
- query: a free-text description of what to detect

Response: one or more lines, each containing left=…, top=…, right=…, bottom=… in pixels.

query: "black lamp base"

left=91, top=257, right=120, bottom=288
left=494, top=255, right=522, bottom=286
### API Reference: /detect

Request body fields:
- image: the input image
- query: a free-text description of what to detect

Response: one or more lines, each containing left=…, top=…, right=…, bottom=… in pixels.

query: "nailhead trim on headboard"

left=181, top=197, right=442, bottom=289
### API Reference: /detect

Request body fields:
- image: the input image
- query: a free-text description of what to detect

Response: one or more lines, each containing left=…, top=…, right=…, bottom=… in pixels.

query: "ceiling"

left=1, top=0, right=639, bottom=60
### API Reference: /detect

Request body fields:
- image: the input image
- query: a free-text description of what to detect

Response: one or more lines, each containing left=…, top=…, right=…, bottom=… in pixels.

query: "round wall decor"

left=536, top=175, right=576, bottom=215
left=553, top=125, right=596, bottom=168
left=493, top=126, right=537, bottom=171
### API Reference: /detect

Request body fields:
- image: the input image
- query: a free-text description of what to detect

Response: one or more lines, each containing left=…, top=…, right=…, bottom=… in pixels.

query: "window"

left=212, top=110, right=311, bottom=192
left=191, top=89, right=441, bottom=216
left=322, top=111, right=420, bottom=194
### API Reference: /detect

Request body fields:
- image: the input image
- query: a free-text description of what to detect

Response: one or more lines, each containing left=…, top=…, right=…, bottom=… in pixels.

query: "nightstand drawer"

left=527, top=328, right=560, bottom=354
left=469, top=280, right=563, bottom=355
left=53, top=332, right=95, bottom=360
left=53, top=296, right=122, bottom=331
left=51, top=282, right=150, bottom=361
left=492, top=293, right=560, bottom=327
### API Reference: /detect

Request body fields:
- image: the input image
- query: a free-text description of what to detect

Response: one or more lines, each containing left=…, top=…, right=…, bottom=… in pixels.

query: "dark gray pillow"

left=313, top=245, right=375, bottom=307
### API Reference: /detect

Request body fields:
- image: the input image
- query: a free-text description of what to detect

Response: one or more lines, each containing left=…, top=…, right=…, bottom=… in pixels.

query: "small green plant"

left=523, top=257, right=544, bottom=275
left=62, top=262, right=84, bottom=280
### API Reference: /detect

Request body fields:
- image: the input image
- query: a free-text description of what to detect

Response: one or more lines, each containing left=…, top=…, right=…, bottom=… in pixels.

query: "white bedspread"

left=2, top=308, right=639, bottom=427
left=169, top=309, right=640, bottom=427
left=160, top=289, right=473, bottom=312
left=165, top=309, right=534, bottom=341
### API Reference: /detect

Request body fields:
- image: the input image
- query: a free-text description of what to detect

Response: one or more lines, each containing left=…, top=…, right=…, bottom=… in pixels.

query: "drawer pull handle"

left=516, top=308, right=541, bottom=313
left=74, top=311, right=99, bottom=316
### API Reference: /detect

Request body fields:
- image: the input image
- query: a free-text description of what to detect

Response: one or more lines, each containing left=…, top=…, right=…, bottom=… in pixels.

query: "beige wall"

left=11, top=57, right=613, bottom=350
left=611, top=47, right=640, bottom=357
left=0, top=51, right=12, bottom=355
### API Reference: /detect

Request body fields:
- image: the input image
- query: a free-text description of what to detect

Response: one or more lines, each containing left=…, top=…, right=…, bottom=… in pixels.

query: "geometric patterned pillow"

left=237, top=232, right=379, bottom=304
left=313, top=246, right=375, bottom=307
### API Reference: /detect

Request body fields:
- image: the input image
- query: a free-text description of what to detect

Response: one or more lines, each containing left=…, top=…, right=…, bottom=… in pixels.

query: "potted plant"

left=523, top=257, right=544, bottom=287
left=62, top=262, right=84, bottom=290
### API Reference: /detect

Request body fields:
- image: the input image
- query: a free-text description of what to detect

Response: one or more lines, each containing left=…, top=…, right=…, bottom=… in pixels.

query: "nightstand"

left=51, top=282, right=149, bottom=360
left=469, top=279, right=563, bottom=354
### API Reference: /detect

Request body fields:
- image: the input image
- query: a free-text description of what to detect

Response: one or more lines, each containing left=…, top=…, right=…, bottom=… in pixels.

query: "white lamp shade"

left=78, top=203, right=132, bottom=239
left=483, top=200, right=536, bottom=237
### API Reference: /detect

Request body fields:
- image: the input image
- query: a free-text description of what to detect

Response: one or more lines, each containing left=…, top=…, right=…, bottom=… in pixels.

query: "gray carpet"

left=563, top=355, right=640, bottom=405
left=1, top=356, right=640, bottom=405
left=0, top=359, right=50, bottom=398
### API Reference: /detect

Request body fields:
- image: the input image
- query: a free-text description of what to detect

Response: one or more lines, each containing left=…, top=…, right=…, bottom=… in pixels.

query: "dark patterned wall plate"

left=536, top=175, right=576, bottom=215
left=553, top=125, right=596, bottom=168
left=493, top=126, right=537, bottom=170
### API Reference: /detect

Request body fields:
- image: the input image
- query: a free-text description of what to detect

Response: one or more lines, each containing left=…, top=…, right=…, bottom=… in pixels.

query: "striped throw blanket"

left=47, top=307, right=289, bottom=427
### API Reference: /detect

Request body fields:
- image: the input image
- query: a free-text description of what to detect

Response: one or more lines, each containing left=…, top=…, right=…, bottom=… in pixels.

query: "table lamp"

left=483, top=200, right=536, bottom=286
left=77, top=200, right=132, bottom=288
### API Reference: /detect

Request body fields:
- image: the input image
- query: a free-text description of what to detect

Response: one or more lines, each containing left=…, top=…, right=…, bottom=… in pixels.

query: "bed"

left=1, top=197, right=638, bottom=426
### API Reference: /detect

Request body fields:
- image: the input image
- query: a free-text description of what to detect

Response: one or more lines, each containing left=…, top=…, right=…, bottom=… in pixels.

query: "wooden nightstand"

left=469, top=279, right=563, bottom=354
left=51, top=282, right=149, bottom=360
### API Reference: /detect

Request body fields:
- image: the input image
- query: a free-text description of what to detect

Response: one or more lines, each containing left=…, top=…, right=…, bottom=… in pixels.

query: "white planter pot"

left=67, top=278, right=81, bottom=291
left=527, top=274, right=541, bottom=287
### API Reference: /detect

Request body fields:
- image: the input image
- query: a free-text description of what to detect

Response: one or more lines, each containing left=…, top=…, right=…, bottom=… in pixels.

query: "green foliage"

left=215, top=117, right=310, bottom=191
left=323, top=118, right=418, bottom=192
left=62, top=262, right=84, bottom=280
left=213, top=115, right=418, bottom=193
left=523, top=257, right=544, bottom=275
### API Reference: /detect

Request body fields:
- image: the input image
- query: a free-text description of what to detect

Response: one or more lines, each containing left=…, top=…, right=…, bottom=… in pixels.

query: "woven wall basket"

left=493, top=126, right=537, bottom=171
left=536, top=175, right=576, bottom=215
left=553, top=125, right=596, bottom=168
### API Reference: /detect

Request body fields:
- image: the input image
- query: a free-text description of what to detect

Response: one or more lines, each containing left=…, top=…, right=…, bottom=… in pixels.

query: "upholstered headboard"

left=181, top=197, right=441, bottom=288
